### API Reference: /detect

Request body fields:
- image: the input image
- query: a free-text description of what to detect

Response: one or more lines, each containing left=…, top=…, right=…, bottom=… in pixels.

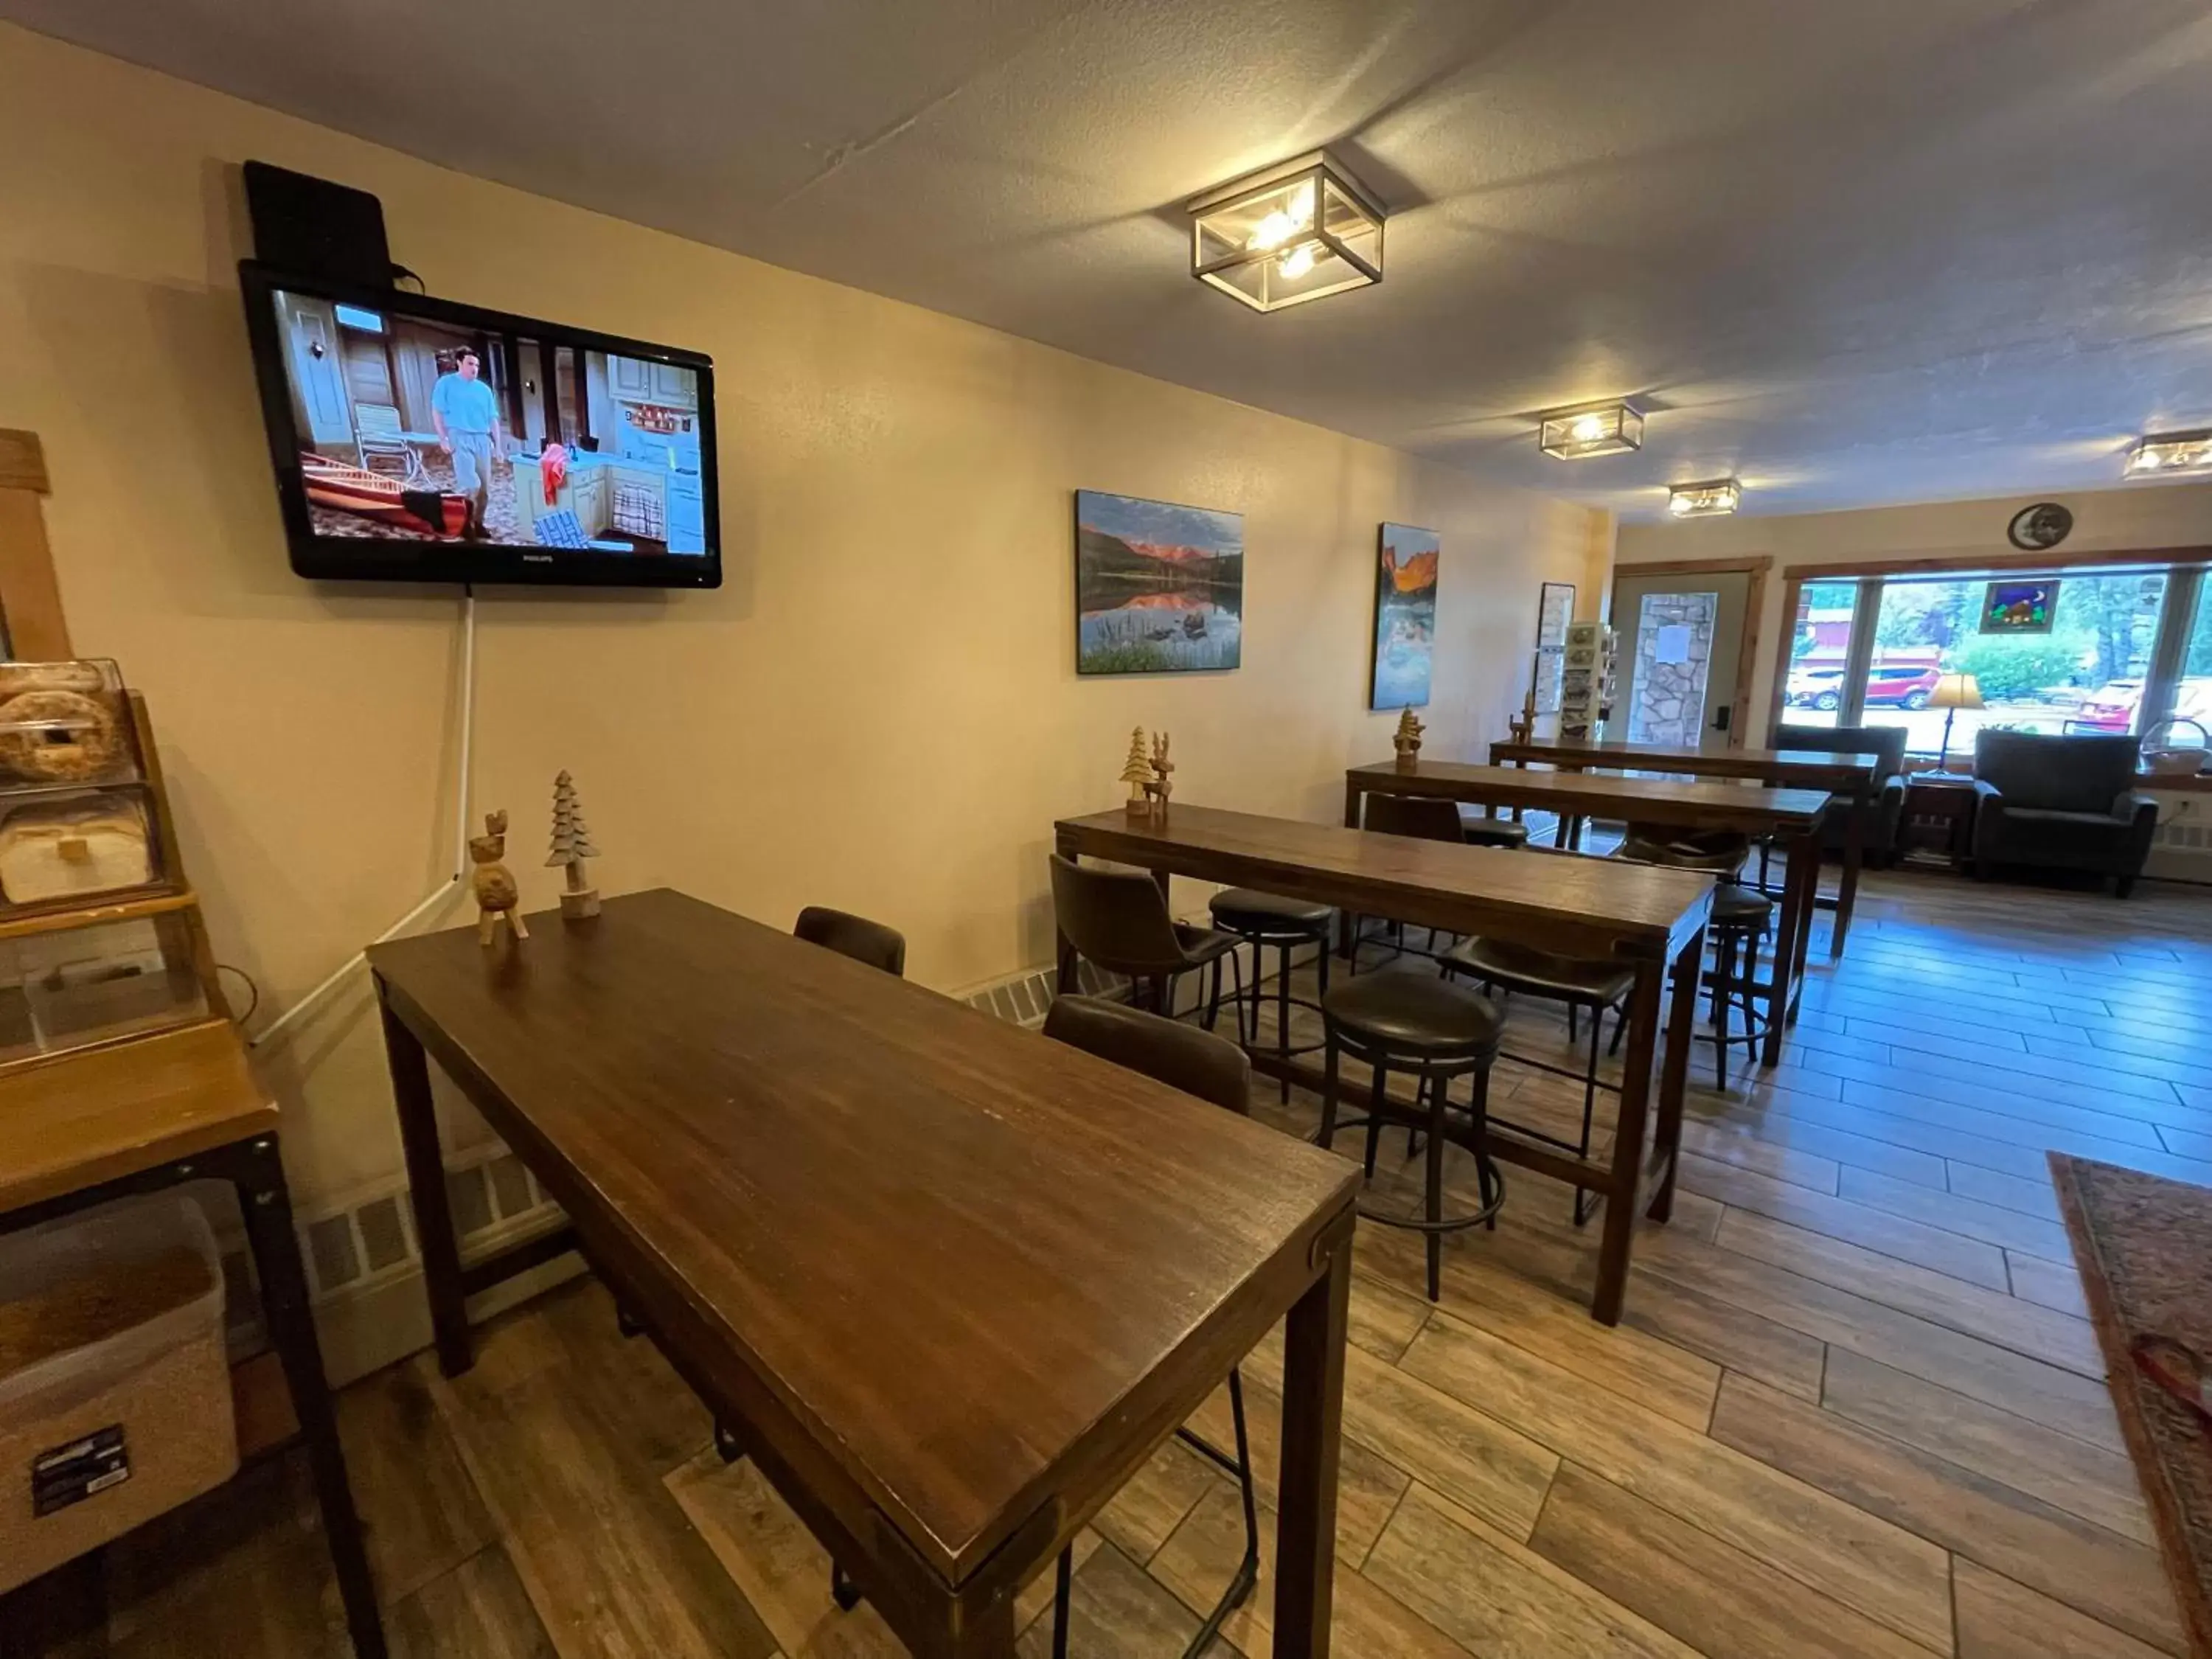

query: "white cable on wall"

left=249, top=589, right=476, bottom=1048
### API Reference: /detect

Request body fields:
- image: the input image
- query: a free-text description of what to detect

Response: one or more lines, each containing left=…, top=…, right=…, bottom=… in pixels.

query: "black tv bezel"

left=237, top=260, right=722, bottom=589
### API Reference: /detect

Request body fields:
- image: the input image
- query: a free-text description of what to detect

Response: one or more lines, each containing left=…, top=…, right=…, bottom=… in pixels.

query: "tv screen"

left=238, top=262, right=720, bottom=587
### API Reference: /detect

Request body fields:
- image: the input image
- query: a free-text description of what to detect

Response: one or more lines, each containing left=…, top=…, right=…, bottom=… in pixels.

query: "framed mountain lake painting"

left=1371, top=523, right=1440, bottom=709
left=1075, top=490, right=1244, bottom=675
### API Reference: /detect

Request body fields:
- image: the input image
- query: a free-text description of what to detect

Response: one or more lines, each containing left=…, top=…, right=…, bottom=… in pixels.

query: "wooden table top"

left=366, top=889, right=1357, bottom=1587
left=1057, top=804, right=1714, bottom=961
left=1349, top=760, right=1831, bottom=831
left=0, top=1018, right=274, bottom=1215
left=1489, top=739, right=1882, bottom=792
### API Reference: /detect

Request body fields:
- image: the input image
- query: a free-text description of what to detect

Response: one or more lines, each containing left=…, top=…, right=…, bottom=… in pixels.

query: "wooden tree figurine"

left=470, top=810, right=529, bottom=945
left=1393, top=706, right=1426, bottom=769
left=1119, top=726, right=1153, bottom=817
left=546, top=770, right=602, bottom=921
left=1146, top=730, right=1175, bottom=818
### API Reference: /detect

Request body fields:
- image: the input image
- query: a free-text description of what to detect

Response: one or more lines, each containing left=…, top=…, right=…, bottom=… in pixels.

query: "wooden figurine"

left=1119, top=726, right=1153, bottom=818
left=546, top=770, right=602, bottom=921
left=470, top=810, right=528, bottom=945
left=1145, top=731, right=1174, bottom=819
left=1393, top=706, right=1425, bottom=768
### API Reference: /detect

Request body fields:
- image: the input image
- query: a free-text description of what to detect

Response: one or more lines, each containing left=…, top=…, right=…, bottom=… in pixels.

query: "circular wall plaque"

left=2007, top=502, right=2073, bottom=551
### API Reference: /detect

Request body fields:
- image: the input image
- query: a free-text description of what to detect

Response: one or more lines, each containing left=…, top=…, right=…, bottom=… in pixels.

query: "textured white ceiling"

left=11, top=0, right=2212, bottom=520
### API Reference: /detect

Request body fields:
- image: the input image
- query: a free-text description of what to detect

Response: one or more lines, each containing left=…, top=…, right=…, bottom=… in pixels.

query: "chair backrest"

left=355, top=402, right=406, bottom=440
left=1773, top=722, right=1908, bottom=779
left=793, top=906, right=907, bottom=976
left=1974, top=730, right=2141, bottom=815
left=1361, top=793, right=1466, bottom=843
left=1042, top=995, right=1251, bottom=1116
left=1048, top=855, right=1189, bottom=976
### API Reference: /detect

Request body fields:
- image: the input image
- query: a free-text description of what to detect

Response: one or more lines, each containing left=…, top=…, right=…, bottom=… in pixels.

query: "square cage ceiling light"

left=1668, top=478, right=1742, bottom=518
left=2126, top=429, right=2212, bottom=478
left=1188, top=152, right=1385, bottom=313
left=1540, top=403, right=1645, bottom=459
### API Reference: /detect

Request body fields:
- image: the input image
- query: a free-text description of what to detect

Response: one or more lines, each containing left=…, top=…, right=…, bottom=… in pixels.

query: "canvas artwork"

left=1371, top=524, right=1440, bottom=709
left=1075, top=490, right=1244, bottom=674
left=1982, top=579, right=2059, bottom=634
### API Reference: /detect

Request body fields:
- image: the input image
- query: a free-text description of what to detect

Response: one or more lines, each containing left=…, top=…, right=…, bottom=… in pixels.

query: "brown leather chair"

left=1971, top=731, right=2158, bottom=896
left=1033, top=996, right=1259, bottom=1654
left=1353, top=793, right=1467, bottom=970
left=1048, top=854, right=1240, bottom=1024
left=1361, top=791, right=1467, bottom=841
left=793, top=905, right=906, bottom=976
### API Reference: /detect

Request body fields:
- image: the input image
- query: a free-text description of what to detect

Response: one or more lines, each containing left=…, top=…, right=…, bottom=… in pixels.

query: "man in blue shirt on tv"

left=430, top=347, right=506, bottom=540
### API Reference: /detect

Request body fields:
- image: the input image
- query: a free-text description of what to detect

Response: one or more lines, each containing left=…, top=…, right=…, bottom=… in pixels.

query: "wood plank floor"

left=10, top=863, right=2208, bottom=1658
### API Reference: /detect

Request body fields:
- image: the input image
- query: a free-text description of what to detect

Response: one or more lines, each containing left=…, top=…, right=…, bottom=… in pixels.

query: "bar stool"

left=1458, top=807, right=1531, bottom=849
left=1706, top=883, right=1775, bottom=1090
left=1049, top=855, right=1242, bottom=1027
left=1352, top=793, right=1468, bottom=970
left=1038, top=996, right=1260, bottom=1657
left=1208, top=889, right=1332, bottom=1104
left=1317, top=966, right=1506, bottom=1299
left=1438, top=938, right=1630, bottom=1225
left=1608, top=835, right=1772, bottom=1090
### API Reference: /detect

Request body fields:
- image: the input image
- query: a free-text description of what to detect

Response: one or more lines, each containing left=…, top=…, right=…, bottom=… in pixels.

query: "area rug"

left=2051, top=1153, right=2212, bottom=1658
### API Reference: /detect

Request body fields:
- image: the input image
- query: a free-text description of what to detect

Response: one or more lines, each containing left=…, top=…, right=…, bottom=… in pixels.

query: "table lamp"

left=1930, top=672, right=1983, bottom=771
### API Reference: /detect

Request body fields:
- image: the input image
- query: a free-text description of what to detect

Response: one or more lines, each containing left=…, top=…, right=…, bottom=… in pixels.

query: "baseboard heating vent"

left=291, top=1144, right=566, bottom=1305
left=966, top=959, right=1124, bottom=1026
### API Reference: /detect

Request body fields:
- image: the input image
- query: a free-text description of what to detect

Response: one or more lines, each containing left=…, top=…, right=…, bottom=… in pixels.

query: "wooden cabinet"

left=571, top=467, right=609, bottom=537
left=1899, top=776, right=1978, bottom=866
left=649, top=362, right=695, bottom=407
left=611, top=356, right=653, bottom=400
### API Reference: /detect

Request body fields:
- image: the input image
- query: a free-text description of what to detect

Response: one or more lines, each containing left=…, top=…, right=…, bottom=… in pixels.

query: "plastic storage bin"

left=0, top=1193, right=235, bottom=1594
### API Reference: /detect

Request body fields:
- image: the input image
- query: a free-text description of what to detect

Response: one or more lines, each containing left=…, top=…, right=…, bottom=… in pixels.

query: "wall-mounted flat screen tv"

left=238, top=262, right=720, bottom=587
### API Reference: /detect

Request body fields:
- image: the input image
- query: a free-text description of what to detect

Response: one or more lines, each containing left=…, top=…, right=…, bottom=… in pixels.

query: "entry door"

left=1610, top=569, right=1752, bottom=750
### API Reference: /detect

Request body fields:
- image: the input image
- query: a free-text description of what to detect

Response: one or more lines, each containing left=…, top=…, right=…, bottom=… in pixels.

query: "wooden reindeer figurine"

left=1393, top=706, right=1425, bottom=769
left=470, top=809, right=529, bottom=945
left=1145, top=730, right=1175, bottom=819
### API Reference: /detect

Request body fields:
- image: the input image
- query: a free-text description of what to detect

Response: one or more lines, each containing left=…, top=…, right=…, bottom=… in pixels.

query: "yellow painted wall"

left=1616, top=484, right=2212, bottom=743
left=0, top=24, right=1611, bottom=1210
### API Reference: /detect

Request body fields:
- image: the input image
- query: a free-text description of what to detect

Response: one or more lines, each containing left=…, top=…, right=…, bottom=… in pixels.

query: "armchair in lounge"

left=1772, top=723, right=1909, bottom=864
left=1970, top=731, right=2157, bottom=897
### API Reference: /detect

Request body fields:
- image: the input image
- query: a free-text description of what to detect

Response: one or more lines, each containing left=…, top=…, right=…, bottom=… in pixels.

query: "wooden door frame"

left=1608, top=556, right=1771, bottom=749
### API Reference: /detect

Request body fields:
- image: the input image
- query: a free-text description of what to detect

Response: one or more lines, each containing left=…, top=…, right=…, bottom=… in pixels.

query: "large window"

left=1774, top=560, right=2207, bottom=757
left=2174, top=576, right=2212, bottom=740
left=1782, top=580, right=1860, bottom=731
left=1855, top=571, right=2166, bottom=752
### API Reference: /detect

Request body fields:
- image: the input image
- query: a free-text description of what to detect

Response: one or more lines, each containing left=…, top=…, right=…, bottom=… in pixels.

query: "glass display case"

left=0, top=909, right=209, bottom=1065
left=0, top=661, right=168, bottom=919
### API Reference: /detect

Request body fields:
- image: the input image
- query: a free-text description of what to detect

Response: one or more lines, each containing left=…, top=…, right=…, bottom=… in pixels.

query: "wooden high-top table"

left=369, top=890, right=1359, bottom=1658
left=1054, top=805, right=1714, bottom=1325
left=1489, top=738, right=1883, bottom=958
left=1346, top=761, right=1832, bottom=1066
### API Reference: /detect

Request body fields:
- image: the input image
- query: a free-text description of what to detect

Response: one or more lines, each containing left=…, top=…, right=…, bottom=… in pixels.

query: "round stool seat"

left=1441, top=937, right=1635, bottom=1006
left=1711, top=883, right=1774, bottom=927
left=1456, top=810, right=1530, bottom=850
left=1208, top=888, right=1334, bottom=936
left=1321, top=967, right=1504, bottom=1057
left=1615, top=827, right=1751, bottom=874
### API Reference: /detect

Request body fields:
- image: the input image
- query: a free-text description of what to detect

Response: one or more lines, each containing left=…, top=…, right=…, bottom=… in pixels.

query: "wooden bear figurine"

left=470, top=809, right=529, bottom=946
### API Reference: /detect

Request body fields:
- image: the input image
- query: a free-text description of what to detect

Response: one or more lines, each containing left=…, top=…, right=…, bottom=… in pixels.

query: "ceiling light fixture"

left=2125, top=429, right=2212, bottom=478
left=1668, top=478, right=1742, bottom=518
left=1539, top=403, right=1644, bottom=459
left=1187, top=151, right=1384, bottom=313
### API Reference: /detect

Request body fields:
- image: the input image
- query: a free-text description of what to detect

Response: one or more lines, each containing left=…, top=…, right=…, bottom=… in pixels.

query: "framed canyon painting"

left=1371, top=523, right=1439, bottom=709
left=1075, top=490, right=1244, bottom=675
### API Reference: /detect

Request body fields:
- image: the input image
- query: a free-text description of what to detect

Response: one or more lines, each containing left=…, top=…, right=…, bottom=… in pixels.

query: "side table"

left=1900, top=775, right=1978, bottom=867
